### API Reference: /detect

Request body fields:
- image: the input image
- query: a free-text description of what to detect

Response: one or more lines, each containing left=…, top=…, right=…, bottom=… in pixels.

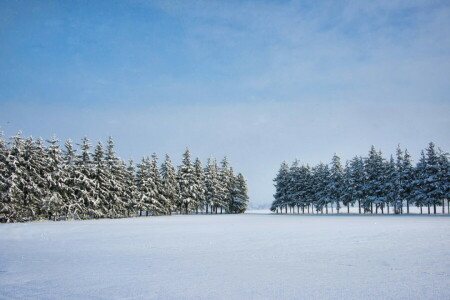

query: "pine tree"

left=219, top=157, right=233, bottom=214
left=123, top=159, right=138, bottom=216
left=92, top=142, right=114, bottom=218
left=193, top=157, right=206, bottom=214
left=412, top=151, right=427, bottom=214
left=104, top=137, right=127, bottom=218
left=349, top=156, right=365, bottom=214
left=271, top=162, right=290, bottom=213
left=424, top=142, right=443, bottom=214
left=312, top=163, right=330, bottom=214
left=178, top=149, right=198, bottom=214
left=341, top=161, right=354, bottom=213
left=75, top=137, right=97, bottom=219
left=205, top=158, right=225, bottom=214
left=149, top=153, right=168, bottom=215
left=328, top=154, right=344, bottom=213
left=0, top=131, right=13, bottom=222
left=437, top=149, right=449, bottom=214
left=160, top=154, right=178, bottom=214
left=384, top=155, right=397, bottom=214
left=61, top=139, right=79, bottom=219
left=43, top=136, right=65, bottom=220
left=364, top=146, right=385, bottom=214
left=231, top=173, right=249, bottom=213
left=401, top=149, right=414, bottom=214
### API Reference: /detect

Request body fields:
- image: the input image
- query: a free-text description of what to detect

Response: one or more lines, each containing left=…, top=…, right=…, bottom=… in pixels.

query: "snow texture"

left=1, top=212, right=449, bottom=299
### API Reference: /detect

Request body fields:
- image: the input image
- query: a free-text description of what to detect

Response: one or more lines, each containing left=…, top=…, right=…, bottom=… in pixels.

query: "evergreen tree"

left=178, top=149, right=197, bottom=214
left=424, top=142, right=443, bottom=214
left=43, top=136, right=66, bottom=220
left=437, top=149, right=449, bottom=214
left=231, top=173, right=249, bottom=213
left=412, top=151, right=427, bottom=214
left=401, top=149, right=414, bottom=213
left=384, top=155, right=397, bottom=214
left=61, top=139, right=80, bottom=219
left=193, top=157, right=206, bottom=214
left=328, top=154, right=344, bottom=213
left=205, top=158, right=225, bottom=214
left=271, top=162, right=290, bottom=213
left=349, top=156, right=365, bottom=214
left=75, top=137, right=97, bottom=218
left=160, top=154, right=178, bottom=214
left=149, top=153, right=168, bottom=215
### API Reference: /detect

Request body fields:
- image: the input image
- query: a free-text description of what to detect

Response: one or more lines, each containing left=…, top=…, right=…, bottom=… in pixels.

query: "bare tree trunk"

left=433, top=203, right=436, bottom=214
left=407, top=200, right=409, bottom=214
left=427, top=204, right=430, bottom=214
left=326, top=205, right=328, bottom=214
left=347, top=204, right=350, bottom=214
left=443, top=199, right=445, bottom=214
left=358, top=200, right=361, bottom=214
left=420, top=206, right=423, bottom=214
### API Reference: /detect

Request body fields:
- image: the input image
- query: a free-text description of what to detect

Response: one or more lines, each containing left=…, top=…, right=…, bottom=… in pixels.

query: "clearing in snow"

left=1, top=212, right=449, bottom=299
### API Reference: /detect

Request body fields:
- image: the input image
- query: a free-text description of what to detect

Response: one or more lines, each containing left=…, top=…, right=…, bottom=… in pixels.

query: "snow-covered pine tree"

left=160, top=154, right=178, bottom=215
left=328, top=154, right=344, bottom=213
left=60, top=139, right=78, bottom=219
left=412, top=151, right=427, bottom=214
left=0, top=131, right=13, bottom=222
left=205, top=158, right=225, bottom=214
left=219, top=157, right=234, bottom=214
left=177, top=149, right=197, bottom=214
left=149, top=153, right=168, bottom=215
left=271, top=161, right=290, bottom=213
left=384, top=155, right=397, bottom=214
left=92, top=141, right=112, bottom=218
left=136, top=156, right=159, bottom=216
left=193, top=157, right=206, bottom=214
left=364, top=146, right=385, bottom=214
left=75, top=137, right=98, bottom=219
left=287, top=160, right=300, bottom=213
left=341, top=161, right=354, bottom=213
left=43, top=136, right=66, bottom=220
left=122, top=159, right=138, bottom=216
left=437, top=149, right=449, bottom=214
left=231, top=173, right=249, bottom=213
left=424, top=142, right=443, bottom=214
left=401, top=149, right=414, bottom=213
left=23, top=136, right=48, bottom=220
left=104, top=137, right=126, bottom=218
left=349, top=156, right=365, bottom=214
left=312, top=163, right=330, bottom=214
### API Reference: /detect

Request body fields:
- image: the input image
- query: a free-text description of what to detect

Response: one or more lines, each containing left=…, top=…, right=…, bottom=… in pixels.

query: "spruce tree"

left=178, top=149, right=197, bottom=214
left=75, top=137, right=97, bottom=219
left=43, top=136, right=65, bottom=220
left=328, top=154, right=344, bottom=213
left=193, top=157, right=206, bottom=214
left=160, top=154, right=178, bottom=214
left=231, top=173, right=249, bottom=213
left=424, top=142, right=443, bottom=214
left=271, top=162, right=290, bottom=213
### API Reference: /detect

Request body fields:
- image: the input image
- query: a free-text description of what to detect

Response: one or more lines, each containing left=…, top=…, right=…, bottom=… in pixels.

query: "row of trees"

left=0, top=132, right=249, bottom=223
left=271, top=143, right=449, bottom=215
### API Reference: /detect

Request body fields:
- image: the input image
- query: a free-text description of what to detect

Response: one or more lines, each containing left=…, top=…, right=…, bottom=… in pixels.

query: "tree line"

left=271, top=142, right=449, bottom=215
left=0, top=132, right=249, bottom=223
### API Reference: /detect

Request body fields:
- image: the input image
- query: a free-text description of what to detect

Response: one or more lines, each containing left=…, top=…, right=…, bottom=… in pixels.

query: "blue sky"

left=1, top=0, right=450, bottom=206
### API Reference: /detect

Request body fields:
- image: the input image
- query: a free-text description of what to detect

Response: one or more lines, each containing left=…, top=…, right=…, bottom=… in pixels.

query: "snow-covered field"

left=1, top=212, right=449, bottom=300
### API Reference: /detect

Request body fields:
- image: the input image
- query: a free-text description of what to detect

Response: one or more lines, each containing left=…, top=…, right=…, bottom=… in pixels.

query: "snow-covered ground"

left=1, top=212, right=449, bottom=300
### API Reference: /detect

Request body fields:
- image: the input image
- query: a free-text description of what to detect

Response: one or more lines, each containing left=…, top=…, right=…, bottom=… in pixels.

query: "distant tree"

left=178, top=149, right=197, bottom=214
left=160, top=154, right=178, bottom=214
left=271, top=162, right=290, bottom=213
left=328, top=154, right=344, bottom=213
